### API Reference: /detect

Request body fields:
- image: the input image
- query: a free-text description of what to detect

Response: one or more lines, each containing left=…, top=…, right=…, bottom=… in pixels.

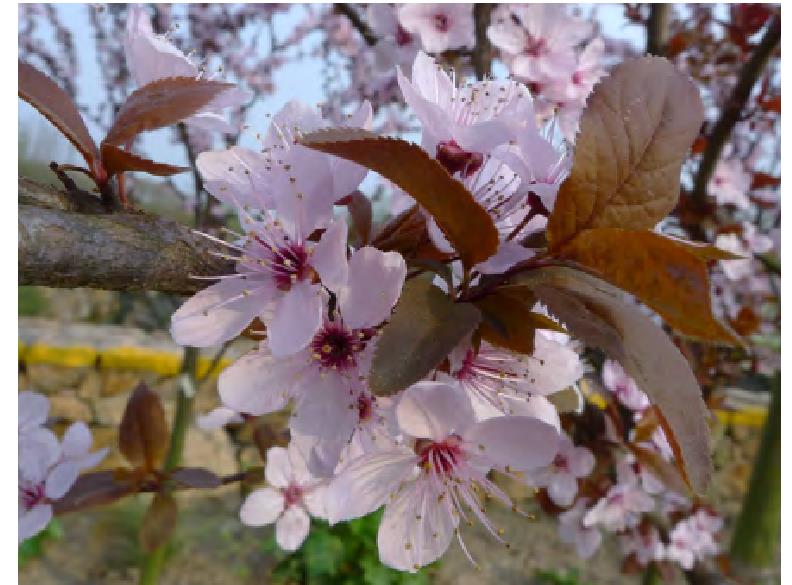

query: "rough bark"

left=19, top=177, right=233, bottom=295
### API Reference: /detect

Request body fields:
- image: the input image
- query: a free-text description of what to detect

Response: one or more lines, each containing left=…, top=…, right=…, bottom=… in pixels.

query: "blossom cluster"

left=19, top=392, right=107, bottom=543
left=555, top=361, right=724, bottom=572
left=165, top=48, right=602, bottom=571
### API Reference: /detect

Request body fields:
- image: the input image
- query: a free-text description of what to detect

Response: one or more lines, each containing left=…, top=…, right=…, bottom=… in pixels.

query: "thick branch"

left=690, top=15, right=780, bottom=204
left=645, top=4, right=670, bottom=56
left=472, top=4, right=495, bottom=79
left=19, top=177, right=233, bottom=294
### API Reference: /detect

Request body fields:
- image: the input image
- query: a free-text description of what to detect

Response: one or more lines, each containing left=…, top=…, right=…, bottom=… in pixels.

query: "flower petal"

left=377, top=479, right=456, bottom=572
left=240, top=487, right=284, bottom=526
left=325, top=450, right=417, bottom=524
left=396, top=381, right=474, bottom=441
left=339, top=247, right=406, bottom=329
left=19, top=503, right=52, bottom=543
left=264, top=446, right=292, bottom=489
left=465, top=415, right=560, bottom=472
left=170, top=276, right=275, bottom=347
left=311, top=217, right=349, bottom=292
left=267, top=282, right=323, bottom=357
left=218, top=350, right=293, bottom=416
left=276, top=505, right=311, bottom=551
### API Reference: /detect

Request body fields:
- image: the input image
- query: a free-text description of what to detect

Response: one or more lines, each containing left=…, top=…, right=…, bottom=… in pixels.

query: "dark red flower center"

left=572, top=71, right=583, bottom=85
left=310, top=322, right=364, bottom=371
left=20, top=482, right=46, bottom=510
left=416, top=435, right=464, bottom=475
left=523, top=36, right=547, bottom=57
left=267, top=241, right=311, bottom=291
left=395, top=25, right=413, bottom=46
left=282, top=483, right=303, bottom=507
left=433, top=14, right=450, bottom=32
left=553, top=453, right=569, bottom=471
left=436, top=140, right=484, bottom=177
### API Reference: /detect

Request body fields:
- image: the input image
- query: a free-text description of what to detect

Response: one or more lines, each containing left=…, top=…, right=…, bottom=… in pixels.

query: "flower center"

left=395, top=25, right=413, bottom=46
left=572, top=71, right=583, bottom=85
left=433, top=13, right=449, bottom=32
left=523, top=36, right=547, bottom=57
left=416, top=435, right=464, bottom=476
left=436, top=140, right=484, bottom=177
left=553, top=453, right=569, bottom=471
left=310, top=322, right=364, bottom=371
left=282, top=483, right=303, bottom=507
left=20, top=481, right=46, bottom=511
left=267, top=241, right=311, bottom=291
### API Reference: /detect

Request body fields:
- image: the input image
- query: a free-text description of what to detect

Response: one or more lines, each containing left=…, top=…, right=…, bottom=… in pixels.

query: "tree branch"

left=335, top=3, right=377, bottom=47
left=19, top=177, right=233, bottom=294
left=645, top=4, right=670, bottom=56
left=690, top=15, right=780, bottom=205
left=472, top=4, right=495, bottom=80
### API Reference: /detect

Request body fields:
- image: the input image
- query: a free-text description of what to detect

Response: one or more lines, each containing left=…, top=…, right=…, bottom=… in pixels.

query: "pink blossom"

left=708, top=158, right=752, bottom=210
left=557, top=498, right=602, bottom=559
left=171, top=100, right=372, bottom=351
left=583, top=462, right=655, bottom=532
left=19, top=393, right=108, bottom=542
left=544, top=37, right=607, bottom=106
left=326, top=381, right=560, bottom=571
left=601, top=360, right=650, bottom=411
left=487, top=5, right=593, bottom=84
left=368, top=4, right=419, bottom=74
left=448, top=333, right=584, bottom=420
left=397, top=4, right=474, bottom=54
left=216, top=246, right=406, bottom=474
left=620, top=525, right=665, bottom=566
left=123, top=4, right=251, bottom=133
left=665, top=510, right=722, bottom=570
left=529, top=434, right=594, bottom=507
left=240, top=445, right=327, bottom=551
left=398, top=51, right=534, bottom=160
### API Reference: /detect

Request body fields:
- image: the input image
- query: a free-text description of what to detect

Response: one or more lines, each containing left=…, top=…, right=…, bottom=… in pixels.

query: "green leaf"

left=369, top=278, right=481, bottom=395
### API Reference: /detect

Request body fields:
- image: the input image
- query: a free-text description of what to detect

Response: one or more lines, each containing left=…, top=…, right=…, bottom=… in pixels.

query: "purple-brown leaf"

left=104, top=76, right=233, bottom=145
left=100, top=143, right=188, bottom=178
left=19, top=61, right=99, bottom=172
left=119, top=383, right=169, bottom=472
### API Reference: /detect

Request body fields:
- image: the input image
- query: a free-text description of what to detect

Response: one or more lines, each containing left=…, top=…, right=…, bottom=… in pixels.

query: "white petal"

left=19, top=427, right=60, bottom=482
left=303, top=484, right=328, bottom=520
left=170, top=277, right=275, bottom=347
left=502, top=395, right=561, bottom=432
left=19, top=503, right=52, bottom=543
left=377, top=479, right=456, bottom=572
left=465, top=415, right=560, bottom=472
left=475, top=241, right=535, bottom=274
left=264, top=446, right=292, bottom=488
left=325, top=451, right=417, bottom=524
left=45, top=461, right=80, bottom=500
left=276, top=505, right=311, bottom=551
left=570, top=447, right=595, bottom=478
left=548, top=473, right=579, bottom=507
left=197, top=147, right=272, bottom=209
left=218, top=351, right=293, bottom=416
left=339, top=247, right=406, bottom=329
left=267, top=282, right=323, bottom=357
left=396, top=381, right=474, bottom=441
left=240, top=487, right=284, bottom=526
left=60, top=421, right=92, bottom=459
left=289, top=372, right=358, bottom=441
left=196, top=406, right=243, bottom=430
left=19, top=391, right=49, bottom=432
left=311, top=217, right=349, bottom=292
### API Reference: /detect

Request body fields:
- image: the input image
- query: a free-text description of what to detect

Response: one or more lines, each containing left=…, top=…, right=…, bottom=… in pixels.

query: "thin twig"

left=472, top=4, right=495, bottom=80
left=689, top=15, right=780, bottom=206
left=645, top=4, right=670, bottom=56
left=335, top=3, right=377, bottom=46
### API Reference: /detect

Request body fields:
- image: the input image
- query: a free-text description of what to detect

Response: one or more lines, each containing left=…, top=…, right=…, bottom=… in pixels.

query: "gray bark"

left=19, top=177, right=234, bottom=295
